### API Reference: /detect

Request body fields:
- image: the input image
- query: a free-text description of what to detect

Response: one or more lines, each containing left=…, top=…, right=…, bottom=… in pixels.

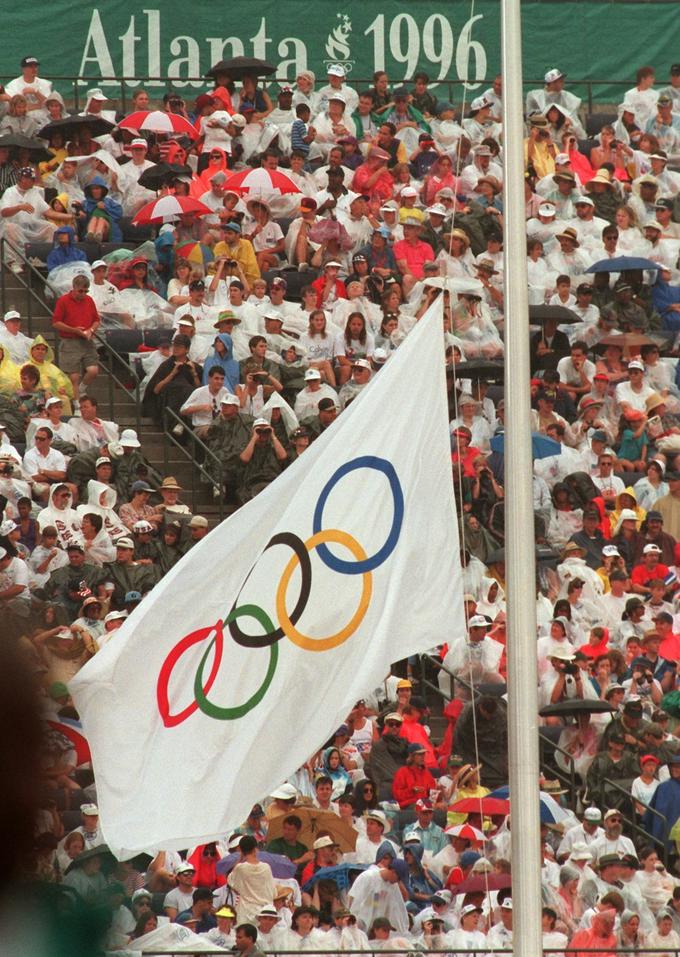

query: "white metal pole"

left=500, top=0, right=543, bottom=954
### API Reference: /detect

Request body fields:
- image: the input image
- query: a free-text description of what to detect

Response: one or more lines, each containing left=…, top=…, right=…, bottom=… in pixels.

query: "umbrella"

left=206, top=56, right=276, bottom=80
left=529, top=304, right=581, bottom=324
left=308, top=218, right=354, bottom=251
left=37, top=115, right=115, bottom=141
left=489, top=786, right=571, bottom=825
left=586, top=255, right=663, bottom=274
left=0, top=133, right=51, bottom=161
left=490, top=431, right=561, bottom=460
left=266, top=805, right=358, bottom=852
left=222, top=167, right=301, bottom=197
left=138, top=162, right=193, bottom=191
left=451, top=872, right=511, bottom=895
left=133, top=195, right=212, bottom=224
left=449, top=797, right=510, bottom=816
left=595, top=332, right=656, bottom=358
left=539, top=699, right=617, bottom=718
left=131, top=922, right=230, bottom=952
left=445, top=823, right=486, bottom=841
left=455, top=359, right=504, bottom=381
left=119, top=110, right=199, bottom=140
left=177, top=241, right=208, bottom=266
left=216, top=850, right=296, bottom=878
left=302, top=862, right=368, bottom=893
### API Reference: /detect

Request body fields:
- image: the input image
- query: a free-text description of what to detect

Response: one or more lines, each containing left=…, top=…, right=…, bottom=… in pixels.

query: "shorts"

left=58, top=338, right=99, bottom=375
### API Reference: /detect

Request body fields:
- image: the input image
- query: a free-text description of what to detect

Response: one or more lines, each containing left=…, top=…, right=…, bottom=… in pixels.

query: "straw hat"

left=586, top=169, right=614, bottom=191
left=160, top=476, right=183, bottom=491
left=446, top=227, right=470, bottom=248
left=555, top=226, right=580, bottom=246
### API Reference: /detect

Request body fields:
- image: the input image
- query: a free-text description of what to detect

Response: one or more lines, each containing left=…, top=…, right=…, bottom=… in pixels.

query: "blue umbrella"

left=216, top=850, right=296, bottom=878
left=302, top=862, right=368, bottom=893
left=489, top=786, right=570, bottom=825
left=490, top=431, right=560, bottom=460
left=586, top=256, right=662, bottom=273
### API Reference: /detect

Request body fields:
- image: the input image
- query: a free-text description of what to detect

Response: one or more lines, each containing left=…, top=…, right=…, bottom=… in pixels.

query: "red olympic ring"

left=156, top=621, right=224, bottom=727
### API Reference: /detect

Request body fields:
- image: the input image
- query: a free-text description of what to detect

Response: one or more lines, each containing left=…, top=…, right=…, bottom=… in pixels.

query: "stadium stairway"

left=0, top=262, right=225, bottom=526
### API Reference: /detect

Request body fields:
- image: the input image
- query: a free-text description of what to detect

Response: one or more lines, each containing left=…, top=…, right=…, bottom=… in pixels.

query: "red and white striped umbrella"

left=119, top=110, right=199, bottom=140
left=444, top=823, right=486, bottom=842
left=222, top=167, right=301, bottom=196
left=133, top=195, right=211, bottom=224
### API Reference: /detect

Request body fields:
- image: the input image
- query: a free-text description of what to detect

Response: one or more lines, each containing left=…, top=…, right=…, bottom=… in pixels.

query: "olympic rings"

left=156, top=456, right=403, bottom=725
left=313, top=456, right=404, bottom=574
left=276, top=529, right=372, bottom=652
left=226, top=532, right=311, bottom=648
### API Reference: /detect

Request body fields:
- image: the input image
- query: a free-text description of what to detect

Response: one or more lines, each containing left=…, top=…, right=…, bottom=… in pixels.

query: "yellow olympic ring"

left=276, top=528, right=372, bottom=652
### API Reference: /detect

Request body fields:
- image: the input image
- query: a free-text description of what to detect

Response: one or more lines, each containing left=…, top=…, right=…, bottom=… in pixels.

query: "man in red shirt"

left=630, top=543, right=675, bottom=595
left=392, top=742, right=436, bottom=808
left=311, top=261, right=347, bottom=308
left=654, top=611, right=680, bottom=660
left=51, top=274, right=100, bottom=396
left=393, top=219, right=435, bottom=296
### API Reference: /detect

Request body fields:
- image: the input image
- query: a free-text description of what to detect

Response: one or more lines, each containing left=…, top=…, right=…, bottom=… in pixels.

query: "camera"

left=227, top=259, right=237, bottom=267
left=255, top=426, right=271, bottom=435
left=563, top=662, right=579, bottom=676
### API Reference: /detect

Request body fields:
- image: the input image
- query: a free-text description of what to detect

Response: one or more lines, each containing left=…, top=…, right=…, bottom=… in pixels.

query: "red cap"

left=415, top=798, right=434, bottom=811
left=640, top=753, right=661, bottom=765
left=593, top=372, right=609, bottom=381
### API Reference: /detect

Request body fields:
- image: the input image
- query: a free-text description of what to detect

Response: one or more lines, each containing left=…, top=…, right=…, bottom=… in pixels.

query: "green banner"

left=3, top=1, right=678, bottom=104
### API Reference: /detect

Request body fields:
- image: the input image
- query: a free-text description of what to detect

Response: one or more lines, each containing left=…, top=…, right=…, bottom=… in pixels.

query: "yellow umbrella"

left=266, top=805, right=358, bottom=852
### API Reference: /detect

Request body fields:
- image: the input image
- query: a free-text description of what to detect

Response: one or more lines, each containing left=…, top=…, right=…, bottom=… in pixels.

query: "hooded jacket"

left=611, top=486, right=647, bottom=535
left=77, top=480, right=128, bottom=542
left=202, top=333, right=240, bottom=392
left=83, top=176, right=123, bottom=241
left=46, top=226, right=88, bottom=272
left=0, top=343, right=20, bottom=394
left=37, top=484, right=83, bottom=548
left=29, top=334, right=74, bottom=405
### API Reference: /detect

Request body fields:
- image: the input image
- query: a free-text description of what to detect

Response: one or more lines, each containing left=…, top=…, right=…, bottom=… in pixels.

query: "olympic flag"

left=70, top=303, right=463, bottom=856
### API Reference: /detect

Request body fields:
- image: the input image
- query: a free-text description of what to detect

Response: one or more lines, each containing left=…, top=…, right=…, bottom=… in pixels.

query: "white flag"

left=70, top=303, right=464, bottom=856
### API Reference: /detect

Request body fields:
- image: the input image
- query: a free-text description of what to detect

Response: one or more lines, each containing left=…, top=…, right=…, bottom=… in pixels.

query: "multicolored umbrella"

left=444, top=823, right=486, bottom=841
left=177, top=241, right=208, bottom=266
left=46, top=717, right=91, bottom=766
left=489, top=785, right=571, bottom=825
left=119, top=110, right=199, bottom=140
left=133, top=195, right=211, bottom=224
left=222, top=166, right=301, bottom=196
left=216, top=850, right=296, bottom=878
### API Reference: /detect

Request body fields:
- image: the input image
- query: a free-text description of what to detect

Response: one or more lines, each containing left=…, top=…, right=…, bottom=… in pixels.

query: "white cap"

left=604, top=807, right=622, bottom=820
left=366, top=809, right=388, bottom=826
left=628, top=359, right=645, bottom=371
left=313, top=835, right=337, bottom=850
left=104, top=610, right=128, bottom=624
left=468, top=614, right=489, bottom=628
left=133, top=520, right=154, bottom=533
left=80, top=803, right=99, bottom=815
left=45, top=396, right=63, bottom=407
left=3, top=310, right=20, bottom=322
left=583, top=807, right=602, bottom=822
left=220, top=394, right=240, bottom=407
left=461, top=903, right=482, bottom=916
left=618, top=508, right=639, bottom=523
left=258, top=904, right=279, bottom=918
left=270, top=782, right=298, bottom=800
left=602, top=545, right=620, bottom=557
left=327, top=92, right=346, bottom=104
left=645, top=219, right=664, bottom=232
left=643, top=543, right=662, bottom=554
left=119, top=428, right=141, bottom=448
left=0, top=519, right=17, bottom=535
left=132, top=888, right=152, bottom=901
left=327, top=63, right=346, bottom=77
left=426, top=203, right=447, bottom=216
left=95, top=456, right=111, bottom=467
left=500, top=898, right=513, bottom=909
left=230, top=113, right=246, bottom=128
left=253, top=417, right=271, bottom=428
left=263, top=310, right=284, bottom=323
left=87, top=87, right=108, bottom=101
left=0, top=546, right=7, bottom=560
left=211, top=110, right=231, bottom=127
left=550, top=646, right=576, bottom=661
left=304, top=368, right=321, bottom=381
left=555, top=152, right=570, bottom=164
left=373, top=347, right=388, bottom=365
left=538, top=203, right=556, bottom=217
left=176, top=861, right=196, bottom=874
left=352, top=358, right=371, bottom=370
left=91, top=259, right=107, bottom=270
left=544, top=68, right=565, bottom=84
left=325, top=259, right=342, bottom=268
left=575, top=195, right=595, bottom=207
left=570, top=842, right=593, bottom=861
left=130, top=137, right=148, bottom=149
left=400, top=186, right=418, bottom=198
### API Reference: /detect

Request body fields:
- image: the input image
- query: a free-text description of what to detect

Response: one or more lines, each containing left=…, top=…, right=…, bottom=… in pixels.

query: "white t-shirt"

left=0, top=555, right=29, bottom=597
left=299, top=333, right=335, bottom=362
left=163, top=886, right=194, bottom=914
left=23, top=445, right=67, bottom=478
left=180, top=384, right=230, bottom=427
left=5, top=75, right=53, bottom=101
left=249, top=221, right=284, bottom=253
left=333, top=332, right=375, bottom=360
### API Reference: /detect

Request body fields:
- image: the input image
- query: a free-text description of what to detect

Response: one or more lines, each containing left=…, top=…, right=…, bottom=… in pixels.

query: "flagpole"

left=500, top=0, right=543, bottom=953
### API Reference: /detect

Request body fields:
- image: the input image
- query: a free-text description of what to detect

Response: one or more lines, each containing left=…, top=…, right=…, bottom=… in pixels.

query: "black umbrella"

left=540, top=699, right=616, bottom=718
left=205, top=56, right=276, bottom=80
left=455, top=358, right=504, bottom=381
left=0, top=133, right=52, bottom=161
left=530, top=304, right=581, bottom=324
left=37, top=115, right=115, bottom=141
left=138, top=162, right=193, bottom=191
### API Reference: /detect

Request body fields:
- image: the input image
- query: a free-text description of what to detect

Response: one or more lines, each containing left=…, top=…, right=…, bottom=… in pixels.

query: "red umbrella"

left=133, top=195, right=211, bottom=225
left=47, top=718, right=91, bottom=766
left=444, top=823, right=486, bottom=841
left=308, top=219, right=354, bottom=251
left=222, top=167, right=301, bottom=196
left=451, top=872, right=511, bottom=895
left=119, top=110, right=199, bottom=140
left=449, top=797, right=510, bottom=816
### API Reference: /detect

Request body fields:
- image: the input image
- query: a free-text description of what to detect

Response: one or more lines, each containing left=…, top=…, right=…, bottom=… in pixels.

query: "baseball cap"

left=91, top=259, right=107, bottom=270
left=131, top=480, right=154, bottom=493
left=115, top=537, right=135, bottom=550
left=313, top=835, right=337, bottom=850
left=627, top=359, right=644, bottom=371
left=176, top=861, right=196, bottom=874
left=220, top=394, right=240, bottom=406
left=104, top=610, right=128, bottom=624
left=461, top=903, right=483, bottom=916
left=304, top=368, right=321, bottom=381
left=583, top=807, right=602, bottom=822
left=468, top=614, right=489, bottom=628
left=327, top=63, right=346, bottom=77
left=189, top=515, right=209, bottom=529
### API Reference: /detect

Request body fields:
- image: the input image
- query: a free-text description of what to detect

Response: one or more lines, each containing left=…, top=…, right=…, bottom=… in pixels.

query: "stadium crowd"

left=5, top=46, right=680, bottom=954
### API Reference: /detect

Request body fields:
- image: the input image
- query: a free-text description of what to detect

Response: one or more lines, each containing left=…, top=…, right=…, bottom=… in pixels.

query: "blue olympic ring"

left=312, top=455, right=404, bottom=574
